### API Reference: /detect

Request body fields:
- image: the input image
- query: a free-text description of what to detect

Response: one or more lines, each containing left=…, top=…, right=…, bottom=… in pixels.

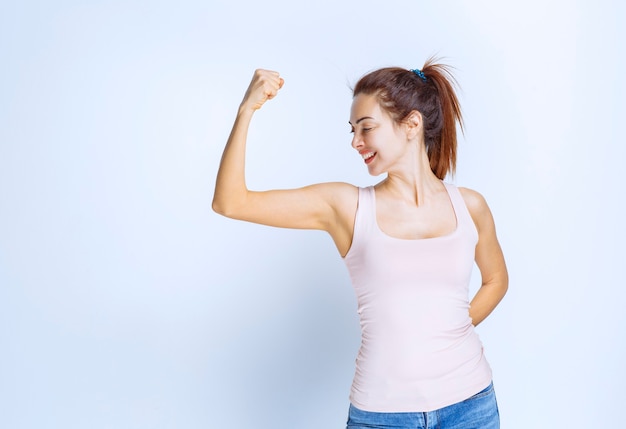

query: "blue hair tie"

left=410, top=68, right=427, bottom=82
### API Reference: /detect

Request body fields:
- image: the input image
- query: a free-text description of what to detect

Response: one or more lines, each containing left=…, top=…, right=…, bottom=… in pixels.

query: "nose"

left=351, top=132, right=363, bottom=150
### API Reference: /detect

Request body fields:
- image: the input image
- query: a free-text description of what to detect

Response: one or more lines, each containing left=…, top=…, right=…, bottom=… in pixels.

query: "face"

left=349, top=93, right=409, bottom=176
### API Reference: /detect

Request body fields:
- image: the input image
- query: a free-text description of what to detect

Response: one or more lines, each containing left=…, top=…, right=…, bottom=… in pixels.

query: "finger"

left=278, top=77, right=284, bottom=89
left=266, top=88, right=278, bottom=100
left=265, top=70, right=281, bottom=84
left=265, top=74, right=282, bottom=88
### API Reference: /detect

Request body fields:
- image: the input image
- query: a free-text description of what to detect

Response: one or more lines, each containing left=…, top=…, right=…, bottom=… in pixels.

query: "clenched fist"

left=240, top=69, right=284, bottom=112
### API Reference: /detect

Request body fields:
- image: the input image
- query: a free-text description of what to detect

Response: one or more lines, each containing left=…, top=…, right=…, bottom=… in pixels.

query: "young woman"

left=213, top=59, right=508, bottom=429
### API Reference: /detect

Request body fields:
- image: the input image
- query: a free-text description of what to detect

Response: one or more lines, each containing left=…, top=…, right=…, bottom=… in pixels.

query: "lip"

left=359, top=150, right=377, bottom=165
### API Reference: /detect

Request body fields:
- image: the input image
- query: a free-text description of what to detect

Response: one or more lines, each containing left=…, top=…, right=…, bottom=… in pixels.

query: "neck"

left=377, top=144, right=442, bottom=206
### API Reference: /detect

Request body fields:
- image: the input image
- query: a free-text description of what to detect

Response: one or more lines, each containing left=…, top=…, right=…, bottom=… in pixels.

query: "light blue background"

left=1, top=1, right=624, bottom=427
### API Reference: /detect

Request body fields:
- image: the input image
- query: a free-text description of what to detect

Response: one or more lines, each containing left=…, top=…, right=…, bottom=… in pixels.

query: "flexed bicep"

left=212, top=70, right=357, bottom=254
left=217, top=183, right=358, bottom=257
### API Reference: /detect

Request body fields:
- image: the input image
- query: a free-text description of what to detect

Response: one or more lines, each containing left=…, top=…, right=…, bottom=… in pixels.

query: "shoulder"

left=329, top=183, right=359, bottom=217
left=457, top=186, right=494, bottom=232
left=304, top=182, right=359, bottom=216
left=457, top=186, right=488, bottom=212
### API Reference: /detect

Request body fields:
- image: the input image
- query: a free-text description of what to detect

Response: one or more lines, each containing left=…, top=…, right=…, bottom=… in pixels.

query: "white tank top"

left=343, top=182, right=492, bottom=412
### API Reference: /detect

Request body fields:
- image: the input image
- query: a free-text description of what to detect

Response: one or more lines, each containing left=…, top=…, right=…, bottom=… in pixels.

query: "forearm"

left=469, top=274, right=508, bottom=326
left=212, top=106, right=254, bottom=216
left=212, top=69, right=284, bottom=217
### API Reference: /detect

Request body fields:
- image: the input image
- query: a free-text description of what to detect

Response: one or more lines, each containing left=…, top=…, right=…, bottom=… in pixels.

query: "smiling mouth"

left=362, top=152, right=377, bottom=164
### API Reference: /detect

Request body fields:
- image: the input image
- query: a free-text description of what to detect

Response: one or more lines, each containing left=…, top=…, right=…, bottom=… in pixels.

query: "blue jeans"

left=346, top=382, right=499, bottom=429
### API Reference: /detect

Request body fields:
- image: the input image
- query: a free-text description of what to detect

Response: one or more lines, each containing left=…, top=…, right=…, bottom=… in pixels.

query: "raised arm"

left=212, top=69, right=284, bottom=219
left=212, top=69, right=358, bottom=256
left=460, top=188, right=509, bottom=326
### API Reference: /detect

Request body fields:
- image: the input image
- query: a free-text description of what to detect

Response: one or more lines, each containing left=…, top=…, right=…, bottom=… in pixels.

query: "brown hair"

left=353, top=58, right=463, bottom=179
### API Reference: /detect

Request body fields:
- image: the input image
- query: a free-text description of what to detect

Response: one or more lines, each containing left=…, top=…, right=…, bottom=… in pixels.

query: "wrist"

left=238, top=103, right=256, bottom=117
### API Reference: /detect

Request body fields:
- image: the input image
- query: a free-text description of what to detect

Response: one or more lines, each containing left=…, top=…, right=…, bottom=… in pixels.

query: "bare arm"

left=212, top=69, right=283, bottom=220
left=212, top=69, right=357, bottom=255
left=460, top=188, right=509, bottom=326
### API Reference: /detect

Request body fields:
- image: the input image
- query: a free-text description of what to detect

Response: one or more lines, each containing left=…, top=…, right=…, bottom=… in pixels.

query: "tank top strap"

left=444, top=183, right=479, bottom=241
left=356, top=186, right=376, bottom=231
left=344, top=186, right=376, bottom=259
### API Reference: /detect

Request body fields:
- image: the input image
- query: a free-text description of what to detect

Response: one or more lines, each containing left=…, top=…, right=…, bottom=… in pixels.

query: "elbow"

left=212, top=197, right=232, bottom=218
left=497, top=271, right=509, bottom=301
left=482, top=270, right=508, bottom=300
left=502, top=269, right=509, bottom=294
left=211, top=194, right=244, bottom=219
left=211, top=198, right=225, bottom=216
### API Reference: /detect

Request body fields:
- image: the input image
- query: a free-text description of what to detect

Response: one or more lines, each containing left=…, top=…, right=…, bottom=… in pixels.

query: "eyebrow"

left=348, top=116, right=375, bottom=126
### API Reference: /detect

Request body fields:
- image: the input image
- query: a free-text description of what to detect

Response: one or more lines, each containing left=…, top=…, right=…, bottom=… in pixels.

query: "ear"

left=404, top=110, right=423, bottom=140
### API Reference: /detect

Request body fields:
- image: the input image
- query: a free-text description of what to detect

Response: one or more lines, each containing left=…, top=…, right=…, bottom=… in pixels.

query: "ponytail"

left=421, top=58, right=463, bottom=179
left=353, top=58, right=464, bottom=179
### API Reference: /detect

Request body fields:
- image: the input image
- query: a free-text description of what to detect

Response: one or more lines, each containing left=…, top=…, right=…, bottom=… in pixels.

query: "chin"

left=367, top=167, right=386, bottom=177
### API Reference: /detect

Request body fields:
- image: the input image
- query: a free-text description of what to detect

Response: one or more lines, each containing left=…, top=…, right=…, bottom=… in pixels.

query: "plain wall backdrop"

left=1, top=0, right=624, bottom=427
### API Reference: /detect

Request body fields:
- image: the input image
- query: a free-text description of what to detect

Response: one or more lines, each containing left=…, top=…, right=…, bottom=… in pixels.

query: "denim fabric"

left=346, top=382, right=499, bottom=429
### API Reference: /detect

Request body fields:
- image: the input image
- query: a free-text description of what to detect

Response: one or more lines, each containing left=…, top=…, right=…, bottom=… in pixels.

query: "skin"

left=213, top=69, right=508, bottom=326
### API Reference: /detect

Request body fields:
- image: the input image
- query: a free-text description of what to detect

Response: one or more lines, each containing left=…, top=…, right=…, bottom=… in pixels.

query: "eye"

left=363, top=127, right=373, bottom=132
